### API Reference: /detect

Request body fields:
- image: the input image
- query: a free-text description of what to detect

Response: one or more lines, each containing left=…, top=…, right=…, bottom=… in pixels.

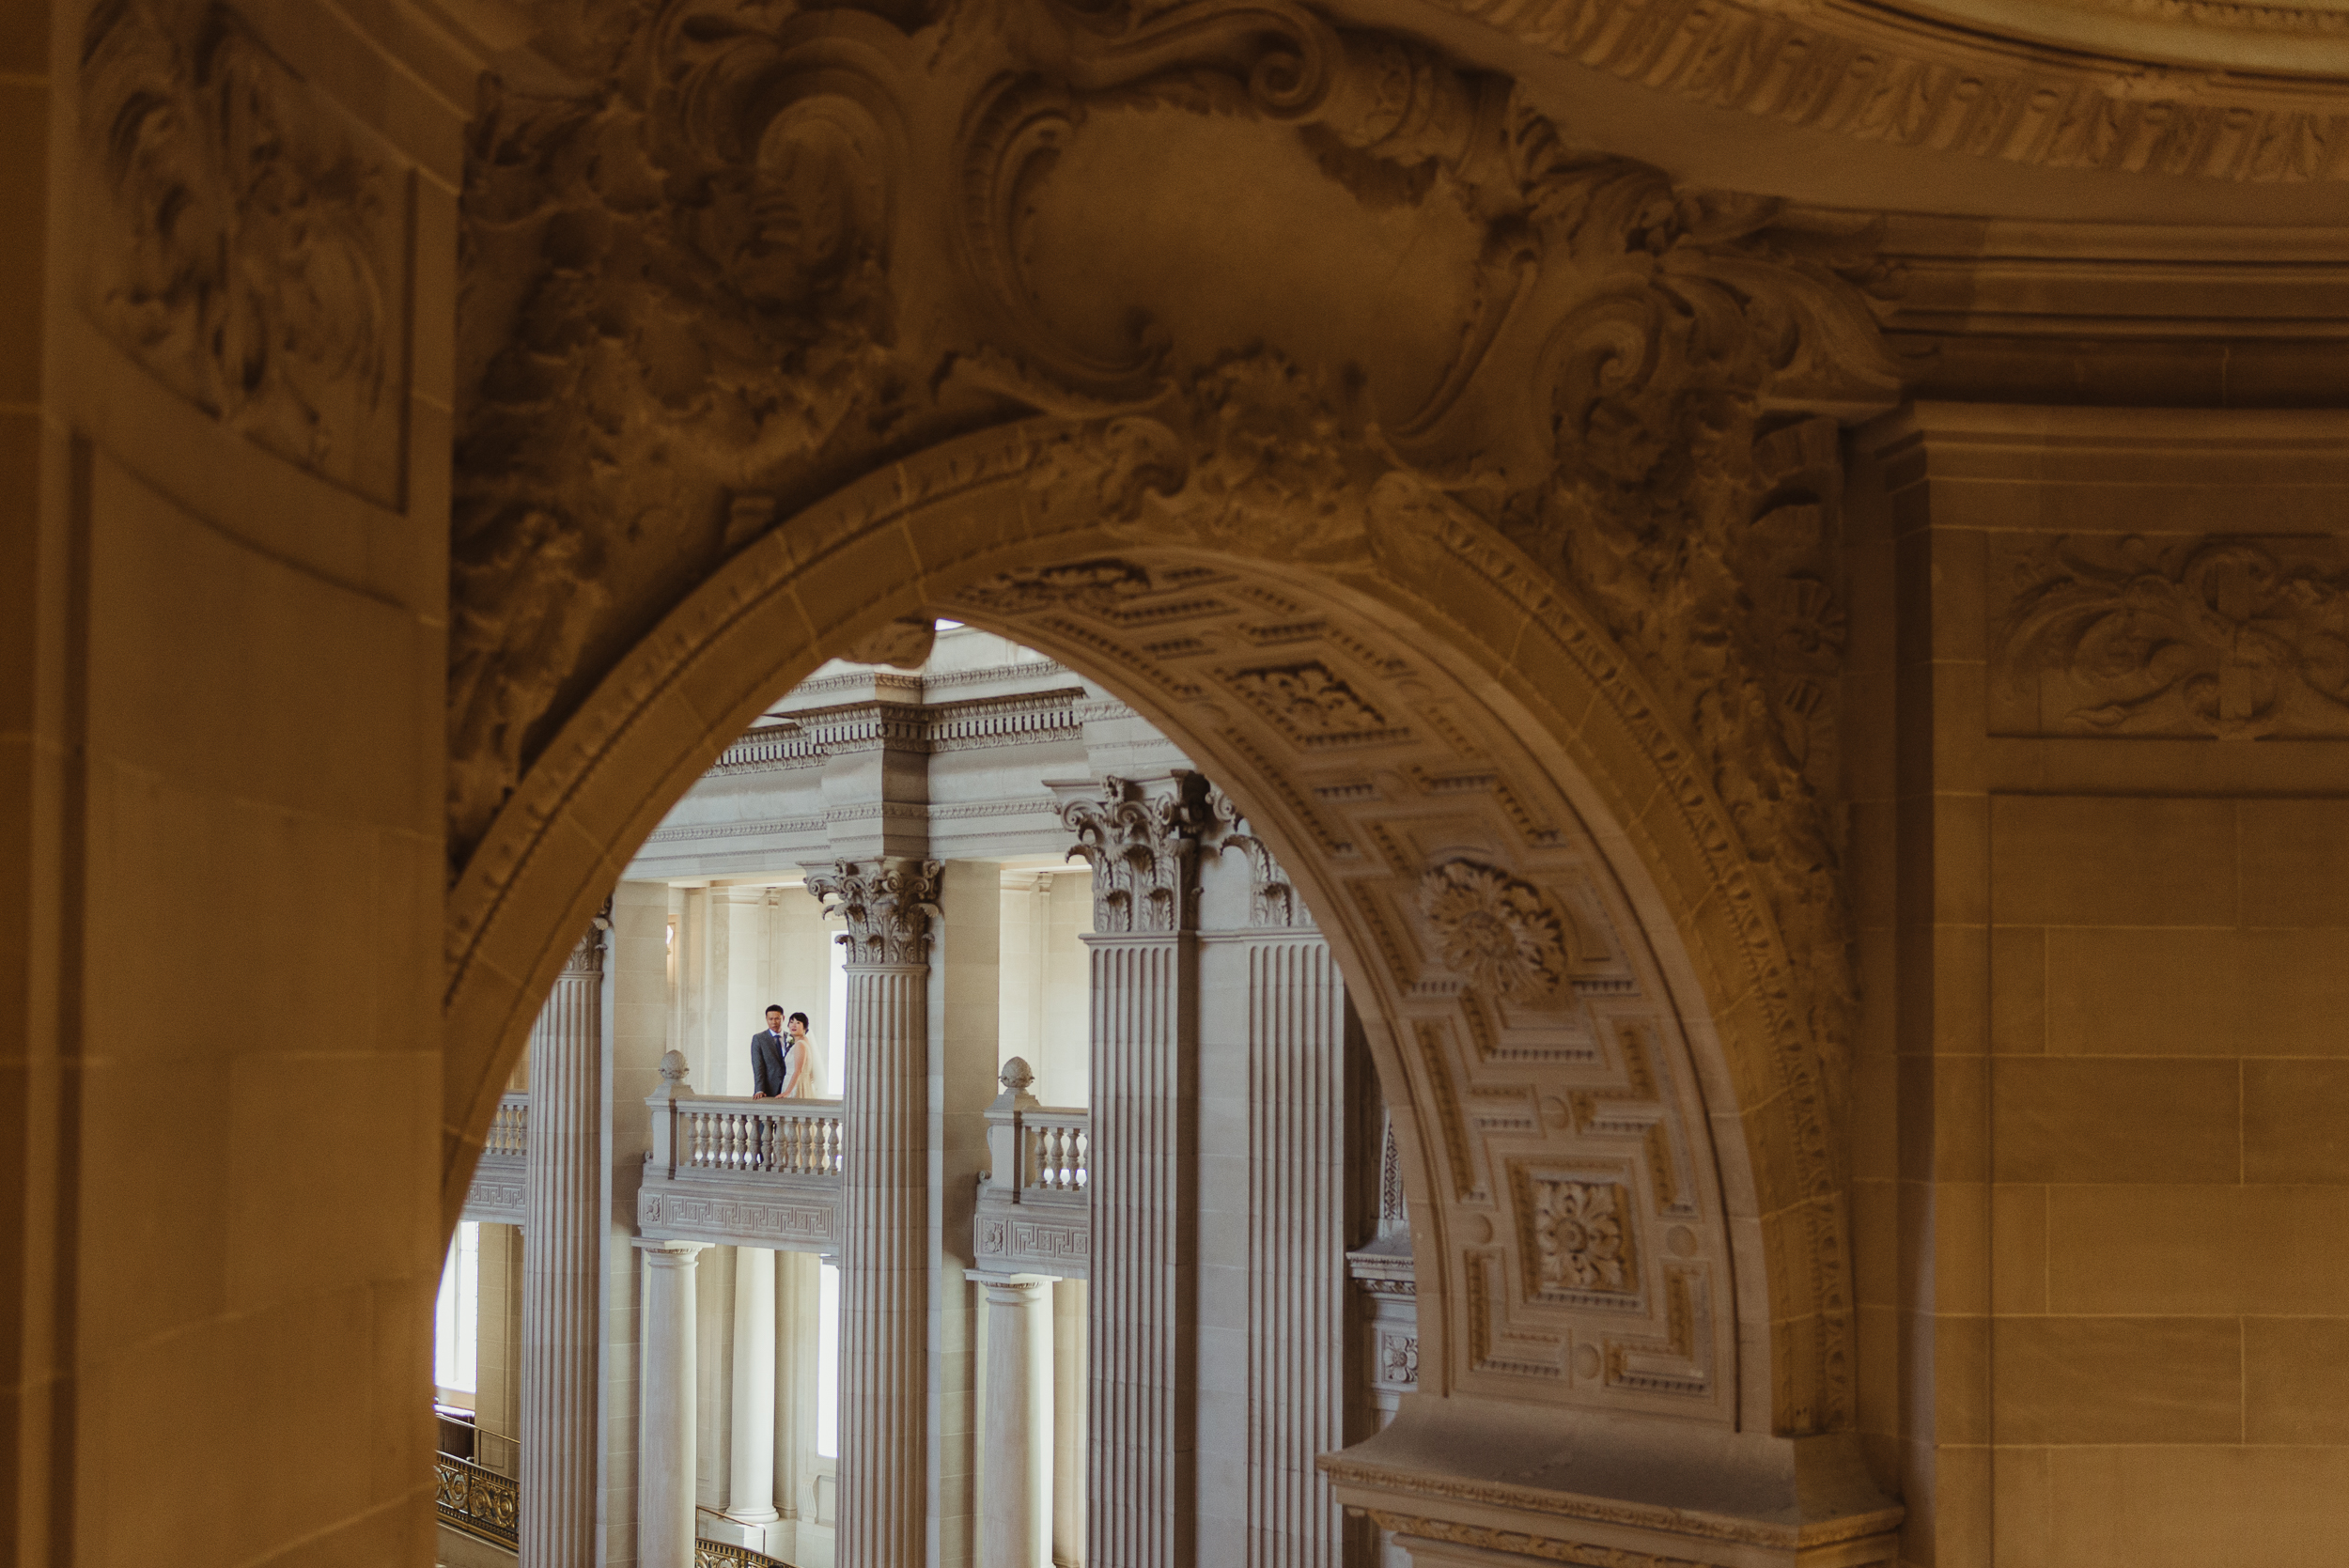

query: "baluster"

left=726, top=1113, right=745, bottom=1171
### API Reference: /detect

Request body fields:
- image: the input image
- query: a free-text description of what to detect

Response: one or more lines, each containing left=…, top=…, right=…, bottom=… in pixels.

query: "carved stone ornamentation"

left=840, top=616, right=939, bottom=671
left=1207, top=785, right=1307, bottom=928
left=1417, top=860, right=1579, bottom=1001
left=1529, top=1179, right=1634, bottom=1296
left=1061, top=773, right=1209, bottom=935
left=806, top=859, right=943, bottom=967
left=1426, top=0, right=2349, bottom=186
left=1226, top=661, right=1392, bottom=739
left=955, top=559, right=1158, bottom=617
left=1995, top=535, right=2349, bottom=739
left=78, top=0, right=407, bottom=503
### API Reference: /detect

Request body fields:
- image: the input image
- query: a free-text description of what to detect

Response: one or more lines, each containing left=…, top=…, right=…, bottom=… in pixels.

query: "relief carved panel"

left=1993, top=533, right=2349, bottom=739
left=78, top=0, right=410, bottom=505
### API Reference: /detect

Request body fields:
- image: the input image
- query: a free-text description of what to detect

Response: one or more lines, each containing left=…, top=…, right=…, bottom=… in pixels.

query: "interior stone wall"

left=8, top=1, right=472, bottom=1562
left=1851, top=405, right=2349, bottom=1568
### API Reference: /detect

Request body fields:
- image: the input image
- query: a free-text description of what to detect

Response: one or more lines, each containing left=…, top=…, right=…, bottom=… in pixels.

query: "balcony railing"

left=681, top=1099, right=844, bottom=1177
left=463, top=1093, right=529, bottom=1225
left=638, top=1053, right=844, bottom=1251
left=696, top=1540, right=790, bottom=1568
left=435, top=1453, right=520, bottom=1549
left=630, top=1050, right=1093, bottom=1271
left=973, top=1058, right=1089, bottom=1279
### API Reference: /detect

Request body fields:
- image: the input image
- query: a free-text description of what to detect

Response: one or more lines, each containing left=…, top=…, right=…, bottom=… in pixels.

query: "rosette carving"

left=1417, top=860, right=1581, bottom=1001
left=807, top=859, right=944, bottom=967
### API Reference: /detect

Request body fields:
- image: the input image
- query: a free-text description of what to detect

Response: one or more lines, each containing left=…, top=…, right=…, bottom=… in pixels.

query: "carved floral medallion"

left=1418, top=859, right=1579, bottom=1001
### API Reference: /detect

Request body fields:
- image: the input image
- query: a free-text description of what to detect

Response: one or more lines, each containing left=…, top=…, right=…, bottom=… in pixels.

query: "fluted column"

left=1062, top=772, right=1206, bottom=1568
left=1206, top=811, right=1354, bottom=1567
left=521, top=921, right=605, bottom=1568
left=1244, top=933, right=1347, bottom=1567
left=977, top=1276, right=1050, bottom=1568
left=807, top=858, right=943, bottom=1568
left=728, top=1247, right=779, bottom=1525
left=639, top=1239, right=707, bottom=1568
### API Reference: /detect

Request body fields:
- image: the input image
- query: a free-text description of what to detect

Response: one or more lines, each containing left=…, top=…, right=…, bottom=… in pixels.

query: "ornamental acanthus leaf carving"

left=807, top=859, right=944, bottom=967
left=1061, top=773, right=1211, bottom=935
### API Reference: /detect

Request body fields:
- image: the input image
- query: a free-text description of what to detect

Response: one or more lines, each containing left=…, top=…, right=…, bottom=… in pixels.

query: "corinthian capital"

left=1055, top=771, right=1209, bottom=936
left=807, top=858, right=944, bottom=968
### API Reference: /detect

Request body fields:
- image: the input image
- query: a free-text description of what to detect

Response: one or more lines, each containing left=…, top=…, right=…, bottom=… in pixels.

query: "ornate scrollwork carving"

left=1061, top=773, right=1210, bottom=934
left=807, top=858, right=943, bottom=966
left=1207, top=784, right=1306, bottom=928
left=1996, top=534, right=2349, bottom=739
left=448, top=8, right=912, bottom=861
left=1417, top=860, right=1581, bottom=1001
left=78, top=0, right=405, bottom=502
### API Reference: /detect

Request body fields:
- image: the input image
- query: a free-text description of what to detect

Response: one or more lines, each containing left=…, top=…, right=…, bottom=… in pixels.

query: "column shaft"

left=1086, top=932, right=1197, bottom=1568
left=521, top=927, right=604, bottom=1568
left=639, top=1241, right=706, bottom=1568
left=839, top=961, right=931, bottom=1567
left=979, top=1278, right=1050, bottom=1568
left=1245, top=935, right=1347, bottom=1567
left=729, top=1247, right=779, bottom=1524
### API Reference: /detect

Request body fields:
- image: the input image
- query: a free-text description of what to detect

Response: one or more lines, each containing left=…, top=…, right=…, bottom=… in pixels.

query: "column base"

left=699, top=1513, right=791, bottom=1557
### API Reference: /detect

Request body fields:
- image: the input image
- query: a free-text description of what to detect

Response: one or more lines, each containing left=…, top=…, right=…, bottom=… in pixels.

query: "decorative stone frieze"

left=1994, top=533, right=2349, bottom=739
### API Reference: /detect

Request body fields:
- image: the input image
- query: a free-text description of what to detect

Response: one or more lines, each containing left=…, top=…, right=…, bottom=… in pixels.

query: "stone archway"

left=441, top=408, right=1889, bottom=1558
left=441, top=0, right=1906, bottom=1555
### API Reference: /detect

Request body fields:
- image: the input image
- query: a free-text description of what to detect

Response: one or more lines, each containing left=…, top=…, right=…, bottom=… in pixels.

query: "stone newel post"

left=807, top=857, right=944, bottom=1568
left=1060, top=771, right=1206, bottom=1568
left=521, top=917, right=606, bottom=1568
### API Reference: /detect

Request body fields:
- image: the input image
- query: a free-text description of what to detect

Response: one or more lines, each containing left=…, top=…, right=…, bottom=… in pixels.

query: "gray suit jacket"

left=751, top=1029, right=788, bottom=1097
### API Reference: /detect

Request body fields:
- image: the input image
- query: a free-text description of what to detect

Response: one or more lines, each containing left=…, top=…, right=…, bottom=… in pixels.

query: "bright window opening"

left=817, top=1261, right=841, bottom=1458
left=435, top=1221, right=479, bottom=1397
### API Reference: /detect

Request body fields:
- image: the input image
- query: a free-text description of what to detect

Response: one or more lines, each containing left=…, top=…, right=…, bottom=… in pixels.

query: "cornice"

left=1426, top=0, right=2349, bottom=182
left=710, top=685, right=1096, bottom=773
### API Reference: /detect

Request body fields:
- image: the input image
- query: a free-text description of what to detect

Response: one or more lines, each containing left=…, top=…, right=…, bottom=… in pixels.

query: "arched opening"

left=439, top=417, right=1882, bottom=1557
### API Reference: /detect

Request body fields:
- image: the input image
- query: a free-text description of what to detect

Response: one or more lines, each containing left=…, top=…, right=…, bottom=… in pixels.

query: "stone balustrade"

left=973, top=1056, right=1091, bottom=1280
left=463, top=1093, right=529, bottom=1225
left=637, top=1052, right=843, bottom=1251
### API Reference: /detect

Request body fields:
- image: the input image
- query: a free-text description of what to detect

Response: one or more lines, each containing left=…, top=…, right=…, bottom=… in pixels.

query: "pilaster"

left=523, top=920, right=608, bottom=1568
left=1061, top=771, right=1207, bottom=1568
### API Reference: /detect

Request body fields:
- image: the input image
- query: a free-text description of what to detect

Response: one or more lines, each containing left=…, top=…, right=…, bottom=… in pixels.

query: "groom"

left=751, top=1005, right=789, bottom=1098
